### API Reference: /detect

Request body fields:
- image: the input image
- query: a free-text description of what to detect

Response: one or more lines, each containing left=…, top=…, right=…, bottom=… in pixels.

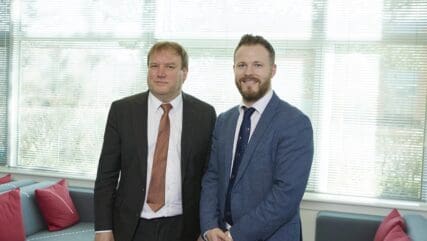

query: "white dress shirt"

left=230, top=89, right=273, bottom=174
left=141, top=92, right=183, bottom=218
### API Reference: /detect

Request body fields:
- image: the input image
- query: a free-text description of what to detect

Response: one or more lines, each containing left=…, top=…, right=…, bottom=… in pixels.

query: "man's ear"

left=182, top=68, right=188, bottom=81
left=271, top=64, right=277, bottom=77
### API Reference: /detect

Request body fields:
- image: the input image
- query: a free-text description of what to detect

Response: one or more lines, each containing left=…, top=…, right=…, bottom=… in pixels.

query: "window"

left=2, top=0, right=427, bottom=202
left=0, top=0, right=10, bottom=164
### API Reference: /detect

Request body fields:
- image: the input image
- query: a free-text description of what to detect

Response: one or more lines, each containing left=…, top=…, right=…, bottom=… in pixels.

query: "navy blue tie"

left=224, top=106, right=256, bottom=225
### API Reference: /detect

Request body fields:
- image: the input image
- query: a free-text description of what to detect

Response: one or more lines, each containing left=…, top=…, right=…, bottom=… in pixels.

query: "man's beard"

left=236, top=76, right=271, bottom=103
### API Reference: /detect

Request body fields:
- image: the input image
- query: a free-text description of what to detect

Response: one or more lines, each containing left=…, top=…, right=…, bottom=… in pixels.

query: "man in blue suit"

left=200, top=34, right=314, bottom=241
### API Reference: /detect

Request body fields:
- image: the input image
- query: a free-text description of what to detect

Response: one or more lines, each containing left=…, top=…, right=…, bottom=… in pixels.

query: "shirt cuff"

left=95, top=230, right=113, bottom=233
left=202, top=231, right=209, bottom=241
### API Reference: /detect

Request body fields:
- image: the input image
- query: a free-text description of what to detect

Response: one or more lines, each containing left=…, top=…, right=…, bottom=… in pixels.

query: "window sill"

left=1, top=165, right=427, bottom=215
left=302, top=192, right=427, bottom=215
left=0, top=165, right=95, bottom=188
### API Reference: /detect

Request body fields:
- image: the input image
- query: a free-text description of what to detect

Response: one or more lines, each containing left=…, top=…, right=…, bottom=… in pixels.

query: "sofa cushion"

left=0, top=189, right=26, bottom=241
left=0, top=173, right=12, bottom=184
left=374, top=209, right=405, bottom=241
left=383, top=225, right=410, bottom=241
left=69, top=187, right=95, bottom=222
left=404, top=214, right=427, bottom=241
left=26, top=222, right=94, bottom=241
left=20, top=181, right=56, bottom=236
left=315, top=211, right=383, bottom=241
left=35, top=179, right=80, bottom=231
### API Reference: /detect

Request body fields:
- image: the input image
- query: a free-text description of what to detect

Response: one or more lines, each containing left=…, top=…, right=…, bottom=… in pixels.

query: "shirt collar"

left=148, top=92, right=183, bottom=112
left=240, top=89, right=273, bottom=115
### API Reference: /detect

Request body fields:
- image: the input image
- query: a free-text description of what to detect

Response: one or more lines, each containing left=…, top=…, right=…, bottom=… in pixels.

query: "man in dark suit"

left=94, top=41, right=216, bottom=241
left=200, top=34, right=314, bottom=241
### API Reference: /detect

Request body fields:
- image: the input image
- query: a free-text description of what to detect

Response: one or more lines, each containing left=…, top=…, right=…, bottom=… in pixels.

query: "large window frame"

left=1, top=0, right=427, bottom=203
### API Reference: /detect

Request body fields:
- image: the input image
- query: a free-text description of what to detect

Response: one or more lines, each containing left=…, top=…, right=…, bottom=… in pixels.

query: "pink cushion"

left=383, top=225, right=410, bottom=241
left=0, top=173, right=12, bottom=184
left=35, top=179, right=80, bottom=231
left=374, top=209, right=405, bottom=241
left=0, top=189, right=26, bottom=241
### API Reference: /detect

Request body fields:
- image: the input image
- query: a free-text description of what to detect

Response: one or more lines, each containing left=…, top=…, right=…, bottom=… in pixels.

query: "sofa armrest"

left=315, top=211, right=383, bottom=241
left=69, top=187, right=94, bottom=222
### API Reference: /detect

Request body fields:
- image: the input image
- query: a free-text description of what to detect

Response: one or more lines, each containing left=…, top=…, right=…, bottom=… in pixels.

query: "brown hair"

left=234, top=34, right=275, bottom=64
left=147, top=41, right=189, bottom=70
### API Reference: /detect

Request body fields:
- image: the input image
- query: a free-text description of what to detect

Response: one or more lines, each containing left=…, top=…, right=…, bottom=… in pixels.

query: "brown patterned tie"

left=147, top=103, right=172, bottom=212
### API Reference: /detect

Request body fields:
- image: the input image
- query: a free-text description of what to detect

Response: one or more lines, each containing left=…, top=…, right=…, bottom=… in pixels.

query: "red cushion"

left=35, top=179, right=80, bottom=231
left=383, top=225, right=411, bottom=241
left=374, top=209, right=405, bottom=241
left=0, top=173, right=12, bottom=184
left=0, top=189, right=26, bottom=241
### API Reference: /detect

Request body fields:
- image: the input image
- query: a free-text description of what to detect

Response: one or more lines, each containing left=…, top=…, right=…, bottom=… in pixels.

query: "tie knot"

left=161, top=103, right=172, bottom=113
left=243, top=107, right=256, bottom=117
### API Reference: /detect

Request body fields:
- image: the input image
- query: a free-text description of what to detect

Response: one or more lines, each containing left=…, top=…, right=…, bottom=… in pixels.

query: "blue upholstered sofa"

left=0, top=180, right=94, bottom=241
left=315, top=210, right=427, bottom=241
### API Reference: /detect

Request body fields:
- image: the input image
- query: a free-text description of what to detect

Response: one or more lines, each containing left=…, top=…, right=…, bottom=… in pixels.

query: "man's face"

left=147, top=49, right=188, bottom=102
left=234, top=44, right=276, bottom=105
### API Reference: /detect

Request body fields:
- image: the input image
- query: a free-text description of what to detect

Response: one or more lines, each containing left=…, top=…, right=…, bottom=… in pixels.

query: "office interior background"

left=0, top=0, right=426, bottom=240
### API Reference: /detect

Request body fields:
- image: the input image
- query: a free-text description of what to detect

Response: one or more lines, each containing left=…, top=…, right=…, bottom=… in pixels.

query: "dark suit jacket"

left=94, top=91, right=216, bottom=241
left=200, top=92, right=313, bottom=241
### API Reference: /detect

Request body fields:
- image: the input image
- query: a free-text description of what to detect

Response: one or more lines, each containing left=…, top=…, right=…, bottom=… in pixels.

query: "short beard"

left=236, top=76, right=271, bottom=103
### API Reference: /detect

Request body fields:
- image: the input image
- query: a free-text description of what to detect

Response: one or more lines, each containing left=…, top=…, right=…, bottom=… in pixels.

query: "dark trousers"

left=132, top=215, right=183, bottom=241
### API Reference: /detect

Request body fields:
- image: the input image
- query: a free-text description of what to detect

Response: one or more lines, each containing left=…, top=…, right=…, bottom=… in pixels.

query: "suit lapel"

left=132, top=92, right=149, bottom=182
left=181, top=93, right=196, bottom=182
left=224, top=107, right=240, bottom=186
left=234, top=93, right=280, bottom=184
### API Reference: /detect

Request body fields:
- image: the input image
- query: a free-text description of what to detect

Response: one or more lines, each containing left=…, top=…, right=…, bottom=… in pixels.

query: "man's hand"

left=205, top=228, right=228, bottom=241
left=225, top=231, right=233, bottom=241
left=95, top=231, right=115, bottom=241
left=197, top=235, right=205, bottom=241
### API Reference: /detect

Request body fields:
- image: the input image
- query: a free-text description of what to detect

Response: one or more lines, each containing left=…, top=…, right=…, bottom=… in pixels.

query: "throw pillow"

left=0, top=173, right=12, bottom=184
left=35, top=179, right=80, bottom=231
left=374, top=209, right=405, bottom=241
left=383, top=225, right=410, bottom=241
left=0, top=189, right=26, bottom=241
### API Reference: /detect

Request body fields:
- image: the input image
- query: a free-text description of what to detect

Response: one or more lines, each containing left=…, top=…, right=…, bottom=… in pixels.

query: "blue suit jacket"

left=200, top=92, right=313, bottom=241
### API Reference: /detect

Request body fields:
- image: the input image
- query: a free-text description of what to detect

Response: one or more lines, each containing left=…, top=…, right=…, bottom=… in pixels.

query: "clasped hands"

left=205, top=228, right=233, bottom=241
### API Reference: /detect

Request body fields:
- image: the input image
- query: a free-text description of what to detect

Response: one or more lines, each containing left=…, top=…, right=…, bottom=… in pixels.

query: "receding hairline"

left=147, top=41, right=189, bottom=70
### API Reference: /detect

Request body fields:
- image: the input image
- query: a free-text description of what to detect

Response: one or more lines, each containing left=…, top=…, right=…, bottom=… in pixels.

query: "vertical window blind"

left=0, top=0, right=10, bottom=164
left=2, top=0, right=427, bottom=201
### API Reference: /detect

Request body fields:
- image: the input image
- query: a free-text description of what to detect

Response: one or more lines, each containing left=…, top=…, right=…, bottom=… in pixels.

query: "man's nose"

left=244, top=66, right=254, bottom=75
left=157, top=66, right=167, bottom=77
